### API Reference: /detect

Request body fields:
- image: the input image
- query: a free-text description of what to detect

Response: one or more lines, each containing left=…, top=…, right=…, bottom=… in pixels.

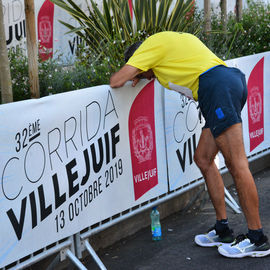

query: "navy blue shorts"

left=198, top=65, right=248, bottom=138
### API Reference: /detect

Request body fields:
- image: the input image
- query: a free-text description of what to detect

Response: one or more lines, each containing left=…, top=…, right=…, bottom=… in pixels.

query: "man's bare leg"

left=194, top=128, right=234, bottom=247
left=215, top=123, right=262, bottom=230
left=194, top=128, right=226, bottom=220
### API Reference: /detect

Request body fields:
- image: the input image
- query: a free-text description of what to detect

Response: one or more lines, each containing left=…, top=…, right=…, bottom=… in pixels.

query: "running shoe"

left=218, top=234, right=270, bottom=258
left=195, top=226, right=234, bottom=247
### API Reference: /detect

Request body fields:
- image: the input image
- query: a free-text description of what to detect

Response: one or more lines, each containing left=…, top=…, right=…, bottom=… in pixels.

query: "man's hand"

left=110, top=65, right=141, bottom=88
left=131, top=77, right=141, bottom=87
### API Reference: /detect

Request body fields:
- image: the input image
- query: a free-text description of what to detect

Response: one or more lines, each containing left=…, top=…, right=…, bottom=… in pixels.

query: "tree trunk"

left=204, top=0, right=211, bottom=33
left=220, top=0, right=227, bottom=31
left=0, top=0, right=13, bottom=104
left=236, top=0, right=243, bottom=21
left=24, top=0, right=40, bottom=99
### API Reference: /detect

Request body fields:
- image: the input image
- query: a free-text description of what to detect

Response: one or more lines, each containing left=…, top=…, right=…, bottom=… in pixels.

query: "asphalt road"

left=82, top=166, right=270, bottom=270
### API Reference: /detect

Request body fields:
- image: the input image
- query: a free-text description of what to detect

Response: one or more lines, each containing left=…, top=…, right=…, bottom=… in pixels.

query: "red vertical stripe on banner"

left=38, top=0, right=55, bottom=61
left=129, top=81, right=158, bottom=200
left=128, top=0, right=133, bottom=19
left=247, top=57, right=264, bottom=152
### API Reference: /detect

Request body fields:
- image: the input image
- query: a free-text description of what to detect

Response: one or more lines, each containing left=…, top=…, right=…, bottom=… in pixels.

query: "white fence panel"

left=0, top=80, right=168, bottom=268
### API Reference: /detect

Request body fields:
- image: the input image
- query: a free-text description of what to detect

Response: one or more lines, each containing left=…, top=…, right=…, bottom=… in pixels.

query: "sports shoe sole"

left=195, top=236, right=231, bottom=247
left=218, top=246, right=270, bottom=258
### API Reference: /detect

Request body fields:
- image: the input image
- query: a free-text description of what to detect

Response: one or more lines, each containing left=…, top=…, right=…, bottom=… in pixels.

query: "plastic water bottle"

left=151, top=206, right=162, bottom=241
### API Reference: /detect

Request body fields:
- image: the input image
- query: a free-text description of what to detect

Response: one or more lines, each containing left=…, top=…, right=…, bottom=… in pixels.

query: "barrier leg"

left=65, top=249, right=88, bottom=270
left=74, top=233, right=83, bottom=259
left=224, top=187, right=241, bottom=214
left=84, top=240, right=107, bottom=270
left=46, top=254, right=61, bottom=270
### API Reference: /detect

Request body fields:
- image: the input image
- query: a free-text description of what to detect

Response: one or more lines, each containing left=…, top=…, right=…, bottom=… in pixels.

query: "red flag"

left=129, top=81, right=158, bottom=200
left=247, top=57, right=264, bottom=152
left=38, top=0, right=55, bottom=61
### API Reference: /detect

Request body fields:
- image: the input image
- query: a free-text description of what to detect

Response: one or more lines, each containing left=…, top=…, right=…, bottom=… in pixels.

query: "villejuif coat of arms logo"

left=132, top=116, right=153, bottom=163
left=248, top=86, right=262, bottom=124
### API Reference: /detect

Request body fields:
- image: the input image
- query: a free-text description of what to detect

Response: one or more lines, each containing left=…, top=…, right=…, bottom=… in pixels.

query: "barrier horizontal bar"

left=3, top=238, right=72, bottom=270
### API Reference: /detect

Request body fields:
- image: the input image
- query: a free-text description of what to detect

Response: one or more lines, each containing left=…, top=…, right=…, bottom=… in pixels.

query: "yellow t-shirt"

left=127, top=32, right=226, bottom=101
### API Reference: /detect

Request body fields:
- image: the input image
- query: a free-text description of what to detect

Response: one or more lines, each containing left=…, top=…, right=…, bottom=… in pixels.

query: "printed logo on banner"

left=39, top=19, right=52, bottom=43
left=247, top=57, right=264, bottom=152
left=38, top=0, right=54, bottom=61
left=129, top=81, right=158, bottom=200
left=249, top=87, right=262, bottom=124
left=132, top=117, right=154, bottom=163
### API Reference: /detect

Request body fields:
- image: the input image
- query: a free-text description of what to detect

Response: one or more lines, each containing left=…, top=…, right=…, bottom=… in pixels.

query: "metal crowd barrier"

left=2, top=148, right=269, bottom=270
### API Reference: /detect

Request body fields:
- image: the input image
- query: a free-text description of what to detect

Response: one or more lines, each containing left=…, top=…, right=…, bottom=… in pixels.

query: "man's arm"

left=110, top=64, right=141, bottom=88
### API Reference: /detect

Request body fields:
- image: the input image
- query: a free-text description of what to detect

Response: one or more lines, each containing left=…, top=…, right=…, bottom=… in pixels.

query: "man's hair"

left=124, top=41, right=142, bottom=63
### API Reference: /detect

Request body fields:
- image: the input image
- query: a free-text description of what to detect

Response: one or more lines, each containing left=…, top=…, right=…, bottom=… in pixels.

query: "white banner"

left=3, top=0, right=95, bottom=62
left=226, top=52, right=270, bottom=155
left=216, top=52, right=270, bottom=169
left=0, top=80, right=168, bottom=268
left=164, top=94, right=204, bottom=190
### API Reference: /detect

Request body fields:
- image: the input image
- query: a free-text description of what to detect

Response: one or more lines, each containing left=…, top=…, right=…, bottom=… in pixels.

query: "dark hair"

left=124, top=41, right=142, bottom=62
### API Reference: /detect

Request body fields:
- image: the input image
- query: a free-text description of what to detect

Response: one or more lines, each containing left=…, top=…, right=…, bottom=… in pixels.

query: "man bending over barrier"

left=110, top=31, right=270, bottom=258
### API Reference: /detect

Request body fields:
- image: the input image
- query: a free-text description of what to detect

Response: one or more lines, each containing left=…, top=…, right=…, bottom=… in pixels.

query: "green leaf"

left=52, top=0, right=203, bottom=71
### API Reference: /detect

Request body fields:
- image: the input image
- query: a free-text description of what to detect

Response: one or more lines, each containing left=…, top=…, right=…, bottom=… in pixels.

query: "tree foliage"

left=50, top=0, right=198, bottom=70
